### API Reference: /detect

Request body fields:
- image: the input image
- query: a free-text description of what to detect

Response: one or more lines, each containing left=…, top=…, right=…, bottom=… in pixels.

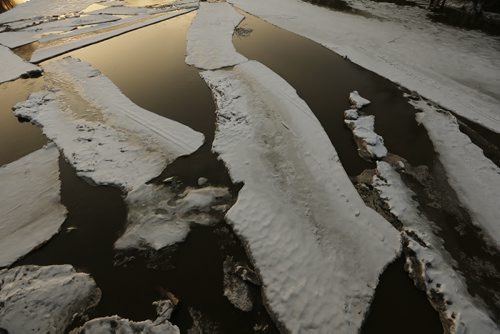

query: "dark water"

left=9, top=13, right=277, bottom=333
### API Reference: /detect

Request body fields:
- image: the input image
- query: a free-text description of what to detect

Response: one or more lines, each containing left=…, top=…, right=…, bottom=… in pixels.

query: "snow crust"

left=413, top=101, right=500, bottom=248
left=115, top=183, right=230, bottom=251
left=228, top=0, right=500, bottom=133
left=13, top=57, right=204, bottom=191
left=0, top=45, right=40, bottom=84
left=186, top=2, right=247, bottom=70
left=30, top=9, right=195, bottom=63
left=0, top=145, right=67, bottom=268
left=201, top=60, right=400, bottom=332
left=373, top=161, right=498, bottom=333
left=0, top=264, right=101, bottom=333
left=72, top=300, right=179, bottom=334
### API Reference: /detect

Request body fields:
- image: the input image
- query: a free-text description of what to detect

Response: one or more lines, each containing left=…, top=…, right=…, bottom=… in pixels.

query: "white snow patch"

left=413, top=100, right=500, bottom=248
left=30, top=9, right=194, bottom=63
left=373, top=161, right=498, bottom=333
left=186, top=2, right=247, bottom=70
left=0, top=265, right=101, bottom=333
left=345, top=114, right=387, bottom=160
left=0, top=45, right=41, bottom=83
left=71, top=300, right=179, bottom=334
left=228, top=0, right=500, bottom=133
left=115, top=183, right=231, bottom=251
left=0, top=145, right=67, bottom=268
left=201, top=60, right=400, bottom=332
left=13, top=57, right=204, bottom=191
left=349, top=90, right=370, bottom=109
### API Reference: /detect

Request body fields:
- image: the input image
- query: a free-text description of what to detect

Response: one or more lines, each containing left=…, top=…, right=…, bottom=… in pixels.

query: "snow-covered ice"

left=228, top=0, right=500, bottom=133
left=13, top=57, right=204, bottom=191
left=373, top=161, right=498, bottom=334
left=0, top=264, right=101, bottom=333
left=0, top=145, right=67, bottom=268
left=72, top=300, right=179, bottom=334
left=201, top=60, right=400, bottom=332
left=0, top=31, right=37, bottom=48
left=345, top=115, right=387, bottom=160
left=21, top=14, right=121, bottom=33
left=0, top=45, right=41, bottom=84
left=115, top=183, right=231, bottom=251
left=344, top=108, right=359, bottom=120
left=349, top=90, right=370, bottom=109
left=186, top=2, right=247, bottom=70
left=413, top=100, right=500, bottom=248
left=30, top=9, right=195, bottom=63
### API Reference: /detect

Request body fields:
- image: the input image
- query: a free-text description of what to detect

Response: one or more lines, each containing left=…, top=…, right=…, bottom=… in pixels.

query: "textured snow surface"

left=186, top=2, right=247, bottom=70
left=349, top=90, right=370, bottom=109
left=13, top=57, right=204, bottom=191
left=345, top=115, right=387, bottom=160
left=202, top=60, right=400, bottom=332
left=229, top=0, right=500, bottom=133
left=413, top=101, right=500, bottom=248
left=72, top=300, right=179, bottom=334
left=30, top=9, right=195, bottom=63
left=0, top=45, right=40, bottom=84
left=0, top=145, right=67, bottom=268
left=373, top=161, right=498, bottom=334
left=0, top=265, right=101, bottom=333
left=115, top=183, right=230, bottom=251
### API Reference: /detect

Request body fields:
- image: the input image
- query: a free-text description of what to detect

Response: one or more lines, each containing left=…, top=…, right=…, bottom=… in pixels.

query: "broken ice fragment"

left=349, top=90, right=371, bottom=109
left=345, top=115, right=388, bottom=160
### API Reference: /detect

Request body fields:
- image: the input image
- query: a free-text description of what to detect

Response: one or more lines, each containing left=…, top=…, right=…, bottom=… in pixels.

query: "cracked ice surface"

left=0, top=45, right=41, bottom=84
left=373, top=161, right=498, bottom=334
left=202, top=60, right=400, bottom=332
left=0, top=145, right=67, bottom=268
left=413, top=100, right=500, bottom=248
left=0, top=265, right=101, bottom=333
left=13, top=57, right=204, bottom=191
left=186, top=2, right=247, bottom=70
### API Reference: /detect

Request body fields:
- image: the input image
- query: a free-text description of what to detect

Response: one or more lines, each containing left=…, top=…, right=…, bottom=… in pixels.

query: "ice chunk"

left=413, top=100, right=500, bottom=248
left=0, top=265, right=101, bottom=333
left=201, top=60, right=400, bottom=332
left=345, top=114, right=387, bottom=160
left=344, top=108, right=359, bottom=120
left=349, top=90, right=371, bottom=109
left=186, top=2, right=247, bottom=70
left=13, top=57, right=204, bottom=191
left=0, top=145, right=67, bottom=268
left=115, top=183, right=231, bottom=251
left=0, top=45, right=41, bottom=84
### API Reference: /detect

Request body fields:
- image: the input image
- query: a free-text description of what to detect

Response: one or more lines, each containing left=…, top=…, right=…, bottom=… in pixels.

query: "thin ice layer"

left=0, top=45, right=40, bottom=84
left=0, top=145, right=67, bottom=268
left=186, top=2, right=247, bottom=70
left=373, top=161, right=498, bottom=333
left=14, top=57, right=204, bottom=191
left=0, top=265, right=101, bottom=333
left=30, top=9, right=195, bottom=63
left=202, top=60, right=400, bottom=332
left=413, top=101, right=500, bottom=248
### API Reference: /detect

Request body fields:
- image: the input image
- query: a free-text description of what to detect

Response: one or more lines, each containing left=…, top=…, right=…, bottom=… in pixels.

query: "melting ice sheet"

left=14, top=57, right=204, bottom=191
left=202, top=60, right=401, bottom=332
left=0, top=144, right=67, bottom=268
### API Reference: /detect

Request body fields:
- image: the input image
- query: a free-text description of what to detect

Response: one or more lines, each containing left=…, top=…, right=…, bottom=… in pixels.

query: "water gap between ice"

left=232, top=11, right=448, bottom=334
left=10, top=12, right=278, bottom=333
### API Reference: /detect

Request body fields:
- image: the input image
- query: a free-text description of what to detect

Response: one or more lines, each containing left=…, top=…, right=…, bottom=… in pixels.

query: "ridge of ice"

left=185, top=2, right=248, bottom=70
left=201, top=60, right=400, bottom=332
left=373, top=161, right=498, bottom=333
left=0, top=145, right=67, bottom=268
left=0, top=264, right=101, bottom=333
left=13, top=57, right=204, bottom=191
left=0, top=45, right=41, bottom=84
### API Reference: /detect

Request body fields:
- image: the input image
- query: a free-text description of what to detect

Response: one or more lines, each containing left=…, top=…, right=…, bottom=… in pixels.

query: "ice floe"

left=186, top=2, right=247, bottom=70
left=72, top=300, right=179, bottom=334
left=115, top=182, right=231, bottom=251
left=201, top=60, right=400, bottom=332
left=0, top=145, right=67, bottom=268
left=413, top=100, right=500, bottom=248
left=0, top=45, right=41, bottom=83
left=21, top=14, right=121, bottom=33
left=349, top=90, right=370, bottom=109
left=0, top=31, right=37, bottom=48
left=13, top=57, right=204, bottom=191
left=0, top=264, right=101, bottom=333
left=373, top=161, right=498, bottom=334
left=228, top=0, right=500, bottom=133
left=345, top=115, right=387, bottom=160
